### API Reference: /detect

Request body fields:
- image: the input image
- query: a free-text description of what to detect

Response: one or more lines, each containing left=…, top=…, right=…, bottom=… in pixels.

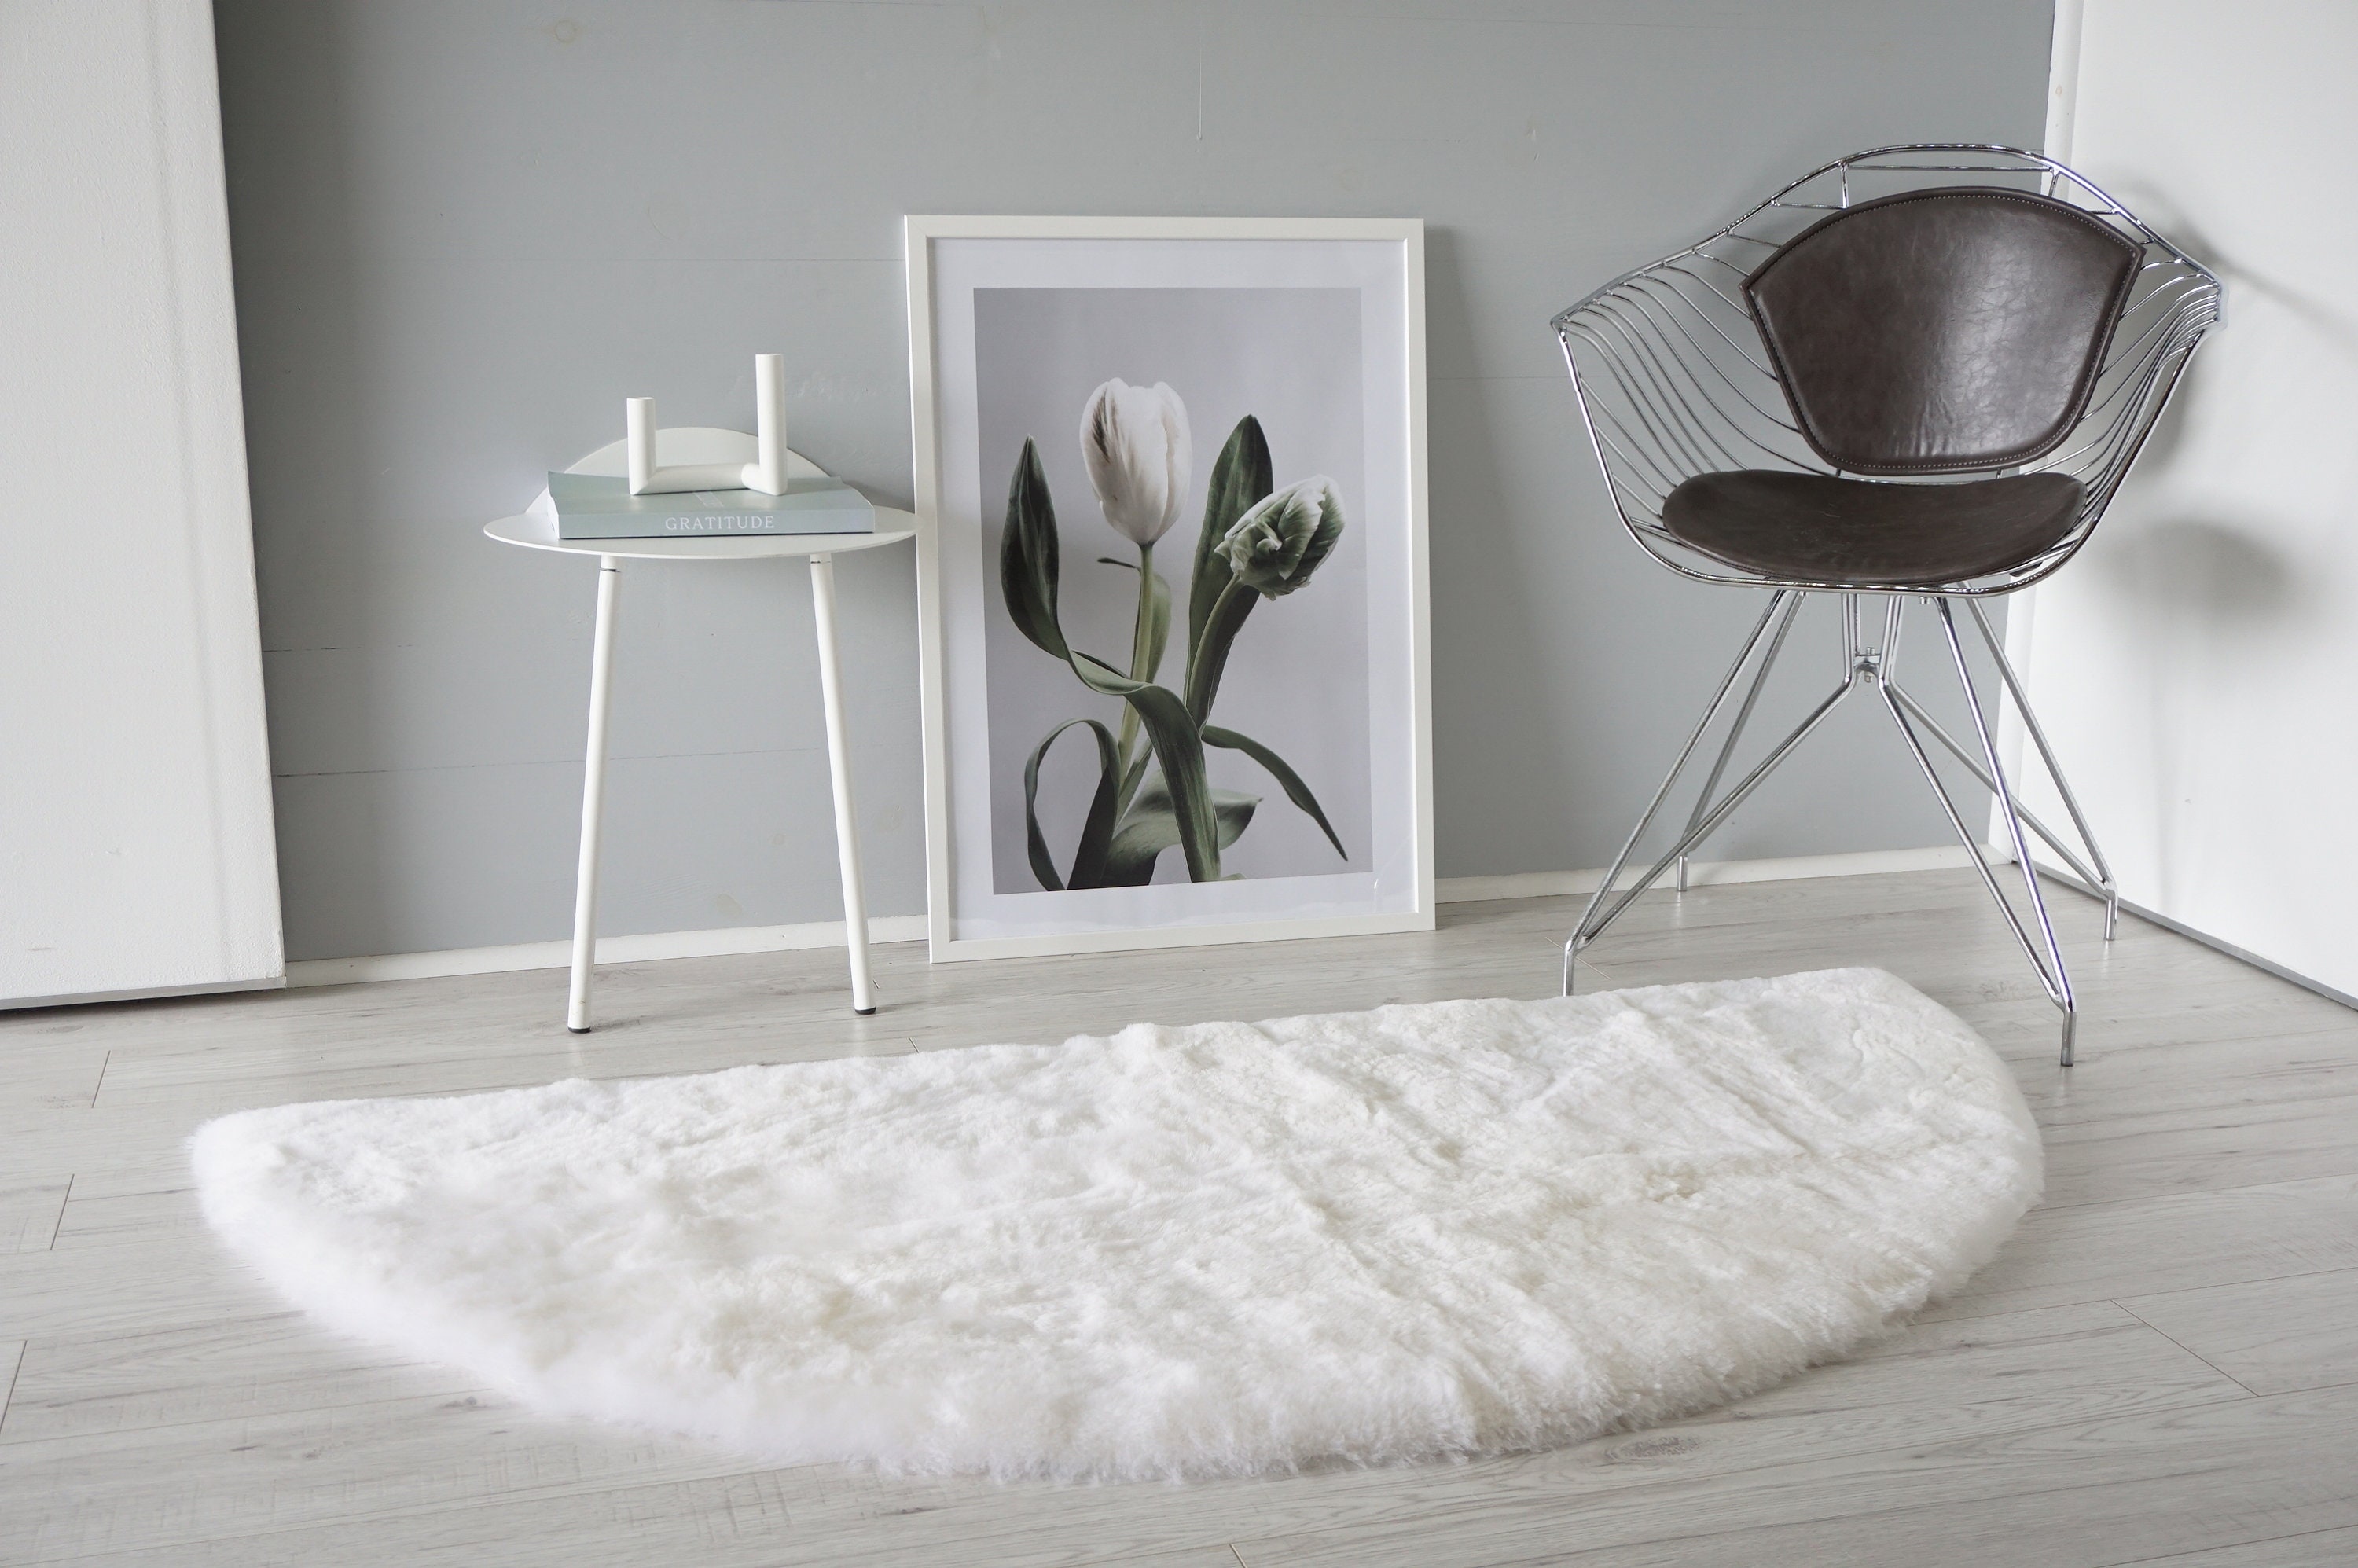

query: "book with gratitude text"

left=534, top=470, right=876, bottom=540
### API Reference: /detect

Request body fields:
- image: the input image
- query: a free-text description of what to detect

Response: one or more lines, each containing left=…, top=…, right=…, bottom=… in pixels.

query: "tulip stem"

left=1111, top=541, right=1156, bottom=813
left=1127, top=542, right=1158, bottom=681
left=1184, top=577, right=1249, bottom=721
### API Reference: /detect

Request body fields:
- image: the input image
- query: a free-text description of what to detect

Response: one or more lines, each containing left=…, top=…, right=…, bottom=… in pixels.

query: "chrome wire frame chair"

left=1553, top=145, right=2221, bottom=1065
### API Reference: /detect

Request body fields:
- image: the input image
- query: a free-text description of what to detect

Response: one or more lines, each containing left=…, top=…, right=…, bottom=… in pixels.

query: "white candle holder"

left=626, top=354, right=790, bottom=495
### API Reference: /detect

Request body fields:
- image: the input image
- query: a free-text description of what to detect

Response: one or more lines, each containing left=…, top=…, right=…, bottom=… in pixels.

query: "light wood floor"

left=4, top=868, right=2356, bottom=1566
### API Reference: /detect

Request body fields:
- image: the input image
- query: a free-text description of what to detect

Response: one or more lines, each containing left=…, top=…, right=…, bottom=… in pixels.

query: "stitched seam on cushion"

left=1744, top=189, right=2144, bottom=476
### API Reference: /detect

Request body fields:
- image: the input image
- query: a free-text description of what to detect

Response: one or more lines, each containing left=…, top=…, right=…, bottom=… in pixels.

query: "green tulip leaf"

left=1189, top=416, right=1272, bottom=653
left=1203, top=725, right=1348, bottom=860
left=1068, top=650, right=1221, bottom=881
left=1102, top=774, right=1259, bottom=886
left=1021, top=718, right=1122, bottom=891
left=1181, top=418, right=1273, bottom=722
left=1110, top=744, right=1153, bottom=817
left=999, top=438, right=1067, bottom=661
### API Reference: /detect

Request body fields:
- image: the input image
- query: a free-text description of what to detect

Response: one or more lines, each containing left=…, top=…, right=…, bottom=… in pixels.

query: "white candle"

left=626, top=396, right=657, bottom=495
left=744, top=353, right=787, bottom=494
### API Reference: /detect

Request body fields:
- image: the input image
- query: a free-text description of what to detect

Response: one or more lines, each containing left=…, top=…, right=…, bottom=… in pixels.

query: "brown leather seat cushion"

left=1661, top=469, right=2084, bottom=586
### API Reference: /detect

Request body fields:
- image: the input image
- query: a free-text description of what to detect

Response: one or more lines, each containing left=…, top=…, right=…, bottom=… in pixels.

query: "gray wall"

left=215, top=0, right=2053, bottom=963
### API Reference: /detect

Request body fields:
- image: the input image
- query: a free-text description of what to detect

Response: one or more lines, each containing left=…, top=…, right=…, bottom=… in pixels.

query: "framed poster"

left=906, top=216, right=1432, bottom=960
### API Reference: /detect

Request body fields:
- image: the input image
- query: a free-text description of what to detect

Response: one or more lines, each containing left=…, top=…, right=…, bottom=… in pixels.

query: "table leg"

left=809, top=553, right=876, bottom=1014
left=567, top=556, right=621, bottom=1033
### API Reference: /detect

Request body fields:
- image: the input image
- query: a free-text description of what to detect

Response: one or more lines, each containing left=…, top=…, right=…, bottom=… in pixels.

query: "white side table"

left=487, top=428, right=918, bottom=1030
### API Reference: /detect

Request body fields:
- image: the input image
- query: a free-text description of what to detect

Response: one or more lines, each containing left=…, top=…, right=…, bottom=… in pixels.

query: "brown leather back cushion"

left=1745, top=188, right=2141, bottom=476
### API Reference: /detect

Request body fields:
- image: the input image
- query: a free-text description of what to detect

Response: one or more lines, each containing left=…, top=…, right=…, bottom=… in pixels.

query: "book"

left=534, top=470, right=876, bottom=540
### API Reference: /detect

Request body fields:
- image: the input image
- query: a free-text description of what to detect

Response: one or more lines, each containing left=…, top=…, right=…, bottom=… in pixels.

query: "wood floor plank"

left=1954, top=978, right=2358, bottom=1061
left=0, top=1062, right=108, bottom=1114
left=39, top=1467, right=807, bottom=1567
left=0, top=1313, right=478, bottom=1443
left=47, top=1186, right=198, bottom=1253
left=0, top=1120, right=196, bottom=1200
left=0, top=1232, right=283, bottom=1341
left=1923, top=1173, right=2358, bottom=1324
left=89, top=1026, right=920, bottom=1116
left=0, top=1390, right=762, bottom=1564
left=2114, top=1523, right=2358, bottom=1565
left=2120, top=1269, right=2358, bottom=1397
left=2038, top=1090, right=2358, bottom=1209
left=1, top=1178, right=71, bottom=1253
left=1229, top=1383, right=2358, bottom=1568
left=2014, top=1024, right=2358, bottom=1133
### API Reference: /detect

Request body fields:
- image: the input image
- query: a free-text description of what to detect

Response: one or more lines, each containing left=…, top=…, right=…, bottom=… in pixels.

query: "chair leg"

left=1567, top=590, right=2098, bottom=1066
left=1965, top=600, right=2119, bottom=941
left=1879, top=597, right=2081, bottom=1067
left=1880, top=684, right=2106, bottom=893
left=1564, top=590, right=1852, bottom=993
left=1676, top=592, right=1799, bottom=893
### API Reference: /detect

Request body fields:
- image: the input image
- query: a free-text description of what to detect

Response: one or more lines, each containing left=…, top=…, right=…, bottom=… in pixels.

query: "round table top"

left=485, top=509, right=918, bottom=562
left=484, top=426, right=919, bottom=561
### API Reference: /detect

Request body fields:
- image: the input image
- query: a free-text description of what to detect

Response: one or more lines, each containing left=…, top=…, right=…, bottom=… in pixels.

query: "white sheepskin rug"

left=191, top=967, right=2040, bottom=1480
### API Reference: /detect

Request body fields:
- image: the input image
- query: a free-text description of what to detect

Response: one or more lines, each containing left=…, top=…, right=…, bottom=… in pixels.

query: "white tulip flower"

left=1079, top=379, right=1192, bottom=547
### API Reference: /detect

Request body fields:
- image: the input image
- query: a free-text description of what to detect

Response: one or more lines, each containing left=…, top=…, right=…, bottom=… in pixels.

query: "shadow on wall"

left=2084, top=508, right=2302, bottom=916
left=2087, top=515, right=2300, bottom=625
left=2102, top=178, right=2358, bottom=369
left=2078, top=167, right=2347, bottom=618
left=2073, top=196, right=2313, bottom=628
left=2073, top=277, right=2310, bottom=911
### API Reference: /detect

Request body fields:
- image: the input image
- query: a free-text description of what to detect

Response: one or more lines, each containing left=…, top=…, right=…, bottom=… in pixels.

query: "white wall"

left=0, top=0, right=282, bottom=1005
left=2013, top=0, right=2358, bottom=994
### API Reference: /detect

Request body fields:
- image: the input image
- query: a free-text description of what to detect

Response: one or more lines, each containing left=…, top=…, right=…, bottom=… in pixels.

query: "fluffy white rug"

left=192, top=967, right=2039, bottom=1479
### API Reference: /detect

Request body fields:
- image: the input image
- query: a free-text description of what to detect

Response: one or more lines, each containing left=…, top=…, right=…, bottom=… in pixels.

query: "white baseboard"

left=0, top=972, right=285, bottom=1012
left=286, top=916, right=931, bottom=988
left=287, top=846, right=1993, bottom=989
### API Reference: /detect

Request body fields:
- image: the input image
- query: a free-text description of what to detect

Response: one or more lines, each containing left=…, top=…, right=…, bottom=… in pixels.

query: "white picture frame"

left=905, top=215, right=1434, bottom=961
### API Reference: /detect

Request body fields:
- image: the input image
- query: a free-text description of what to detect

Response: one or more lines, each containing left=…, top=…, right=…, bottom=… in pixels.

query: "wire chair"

left=1552, top=144, right=2222, bottom=1065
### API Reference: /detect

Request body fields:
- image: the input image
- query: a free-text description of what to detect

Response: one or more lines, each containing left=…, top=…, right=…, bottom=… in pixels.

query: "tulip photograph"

left=969, top=284, right=1378, bottom=896
left=915, top=222, right=1428, bottom=957
left=997, top=380, right=1351, bottom=890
